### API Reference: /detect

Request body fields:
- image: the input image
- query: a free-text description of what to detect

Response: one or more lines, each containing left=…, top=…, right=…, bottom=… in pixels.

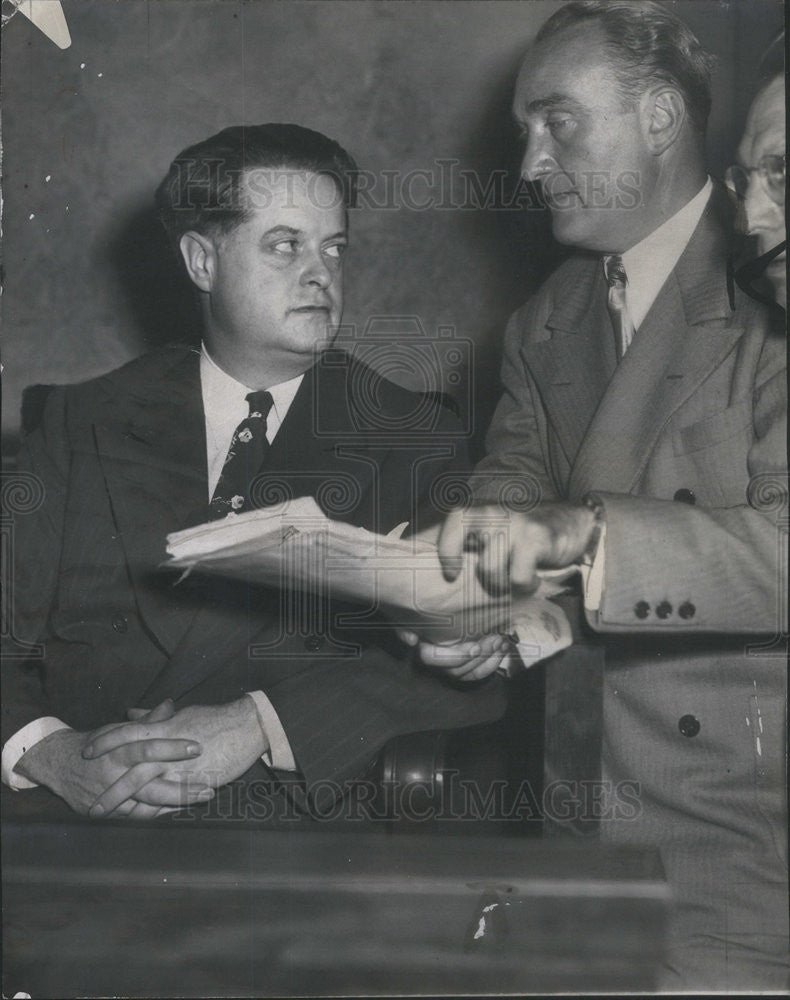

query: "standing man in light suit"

left=421, top=2, right=787, bottom=989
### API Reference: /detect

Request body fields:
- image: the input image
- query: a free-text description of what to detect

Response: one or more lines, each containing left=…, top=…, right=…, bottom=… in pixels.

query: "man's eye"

left=272, top=239, right=298, bottom=253
left=324, top=243, right=347, bottom=259
left=547, top=117, right=574, bottom=137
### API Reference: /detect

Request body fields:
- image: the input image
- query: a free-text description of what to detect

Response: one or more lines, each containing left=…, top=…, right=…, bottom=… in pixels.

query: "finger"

left=83, top=720, right=169, bottom=758
left=419, top=641, right=480, bottom=670
left=128, top=777, right=216, bottom=809
left=83, top=722, right=149, bottom=758
left=91, top=798, right=136, bottom=819
left=471, top=632, right=506, bottom=657
left=114, top=738, right=202, bottom=766
left=418, top=637, right=506, bottom=670
left=89, top=764, right=213, bottom=817
left=476, top=527, right=512, bottom=595
left=127, top=698, right=174, bottom=723
left=444, top=636, right=515, bottom=679
left=454, top=645, right=510, bottom=681
left=89, top=761, right=166, bottom=817
left=437, top=508, right=467, bottom=581
left=144, top=698, right=176, bottom=722
left=127, top=799, right=166, bottom=821
left=397, top=630, right=420, bottom=648
left=508, top=537, right=540, bottom=593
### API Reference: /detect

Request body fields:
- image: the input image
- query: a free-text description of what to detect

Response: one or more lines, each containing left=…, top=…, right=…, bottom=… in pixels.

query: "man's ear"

left=179, top=230, right=218, bottom=292
left=641, top=86, right=686, bottom=155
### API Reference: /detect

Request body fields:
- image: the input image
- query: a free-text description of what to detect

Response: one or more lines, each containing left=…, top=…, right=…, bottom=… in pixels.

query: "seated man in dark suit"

left=1, top=123, right=506, bottom=820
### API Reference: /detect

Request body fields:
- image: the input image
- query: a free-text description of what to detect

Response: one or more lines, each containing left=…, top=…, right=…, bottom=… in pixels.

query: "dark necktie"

left=208, top=390, right=274, bottom=520
left=603, top=254, right=635, bottom=360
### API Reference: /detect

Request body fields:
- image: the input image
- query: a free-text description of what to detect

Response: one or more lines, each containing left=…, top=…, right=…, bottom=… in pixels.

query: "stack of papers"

left=164, top=497, right=575, bottom=670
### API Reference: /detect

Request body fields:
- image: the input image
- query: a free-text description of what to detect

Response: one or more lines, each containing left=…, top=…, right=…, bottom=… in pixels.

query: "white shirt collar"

left=200, top=344, right=304, bottom=497
left=620, top=177, right=713, bottom=331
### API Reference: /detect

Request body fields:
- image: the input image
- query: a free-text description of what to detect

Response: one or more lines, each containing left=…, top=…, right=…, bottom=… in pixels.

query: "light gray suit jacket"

left=475, top=196, right=788, bottom=990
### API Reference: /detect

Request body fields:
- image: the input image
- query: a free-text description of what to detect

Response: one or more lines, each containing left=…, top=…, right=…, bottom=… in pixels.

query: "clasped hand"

left=81, top=696, right=267, bottom=819
left=18, top=695, right=267, bottom=820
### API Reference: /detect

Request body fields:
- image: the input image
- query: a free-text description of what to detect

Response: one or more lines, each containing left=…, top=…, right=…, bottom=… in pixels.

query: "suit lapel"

left=568, top=199, right=742, bottom=500
left=148, top=353, right=384, bottom=703
left=522, top=257, right=617, bottom=475
left=257, top=357, right=383, bottom=527
left=94, top=348, right=209, bottom=663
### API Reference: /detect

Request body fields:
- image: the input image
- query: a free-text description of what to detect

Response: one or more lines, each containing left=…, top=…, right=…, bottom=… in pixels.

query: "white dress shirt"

left=582, top=178, right=713, bottom=611
left=201, top=346, right=303, bottom=498
left=2, top=346, right=302, bottom=789
left=619, top=177, right=713, bottom=335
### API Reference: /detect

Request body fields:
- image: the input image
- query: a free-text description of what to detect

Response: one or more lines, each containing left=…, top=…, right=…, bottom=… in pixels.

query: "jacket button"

left=678, top=714, right=701, bottom=738
left=656, top=601, right=672, bottom=619
left=304, top=635, right=325, bottom=652
left=634, top=601, right=650, bottom=619
left=678, top=601, right=696, bottom=619
left=112, top=613, right=129, bottom=634
left=673, top=488, right=696, bottom=505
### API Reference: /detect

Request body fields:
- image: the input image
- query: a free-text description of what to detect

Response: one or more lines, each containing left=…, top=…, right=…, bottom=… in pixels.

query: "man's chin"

left=286, top=323, right=340, bottom=358
left=550, top=211, right=602, bottom=250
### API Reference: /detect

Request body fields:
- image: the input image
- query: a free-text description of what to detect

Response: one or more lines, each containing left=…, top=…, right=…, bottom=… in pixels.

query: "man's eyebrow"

left=524, top=94, right=587, bottom=115
left=260, top=226, right=348, bottom=240
left=261, top=225, right=301, bottom=238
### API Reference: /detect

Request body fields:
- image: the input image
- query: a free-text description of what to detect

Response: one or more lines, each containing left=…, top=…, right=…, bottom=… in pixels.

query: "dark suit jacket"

left=3, top=344, right=505, bottom=795
left=475, top=194, right=788, bottom=988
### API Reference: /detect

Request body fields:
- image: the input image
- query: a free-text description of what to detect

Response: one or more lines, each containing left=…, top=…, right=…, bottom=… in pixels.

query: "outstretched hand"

left=437, top=502, right=597, bottom=595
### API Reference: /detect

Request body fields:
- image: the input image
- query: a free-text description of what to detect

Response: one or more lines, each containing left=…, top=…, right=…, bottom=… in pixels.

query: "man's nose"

left=300, top=250, right=332, bottom=289
left=520, top=134, right=556, bottom=183
left=741, top=173, right=784, bottom=237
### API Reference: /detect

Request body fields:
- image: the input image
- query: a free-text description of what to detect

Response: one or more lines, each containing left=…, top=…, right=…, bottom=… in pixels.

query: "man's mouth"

left=541, top=178, right=582, bottom=211
left=290, top=305, right=330, bottom=314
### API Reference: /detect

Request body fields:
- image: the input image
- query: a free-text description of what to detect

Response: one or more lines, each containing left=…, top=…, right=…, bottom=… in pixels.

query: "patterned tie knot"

left=604, top=254, right=628, bottom=288
left=246, top=390, right=274, bottom=421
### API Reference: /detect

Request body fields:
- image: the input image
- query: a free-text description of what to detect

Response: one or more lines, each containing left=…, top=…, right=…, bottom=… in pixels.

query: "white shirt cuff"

left=580, top=521, right=606, bottom=612
left=2, top=717, right=71, bottom=790
left=246, top=691, right=297, bottom=772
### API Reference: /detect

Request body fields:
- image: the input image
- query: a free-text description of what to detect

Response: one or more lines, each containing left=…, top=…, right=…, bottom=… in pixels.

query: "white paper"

left=164, top=499, right=576, bottom=664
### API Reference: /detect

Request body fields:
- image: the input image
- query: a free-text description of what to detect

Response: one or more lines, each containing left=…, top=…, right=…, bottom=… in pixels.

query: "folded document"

left=164, top=498, right=575, bottom=672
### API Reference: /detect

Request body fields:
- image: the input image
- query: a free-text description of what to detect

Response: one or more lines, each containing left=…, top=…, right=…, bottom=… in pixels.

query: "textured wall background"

left=1, top=0, right=783, bottom=454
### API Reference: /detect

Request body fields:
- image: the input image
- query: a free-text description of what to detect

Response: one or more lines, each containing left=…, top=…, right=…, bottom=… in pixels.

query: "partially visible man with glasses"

left=726, top=40, right=786, bottom=310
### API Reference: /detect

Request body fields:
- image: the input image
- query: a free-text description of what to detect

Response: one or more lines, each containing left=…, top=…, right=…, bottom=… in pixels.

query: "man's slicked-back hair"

left=535, top=1, right=715, bottom=134
left=156, top=123, right=358, bottom=249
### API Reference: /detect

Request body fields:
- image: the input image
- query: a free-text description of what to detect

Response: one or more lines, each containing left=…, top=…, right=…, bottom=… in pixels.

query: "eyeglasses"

left=725, top=154, right=786, bottom=205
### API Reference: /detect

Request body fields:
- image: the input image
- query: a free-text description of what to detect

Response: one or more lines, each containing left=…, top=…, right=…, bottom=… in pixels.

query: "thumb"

left=127, top=699, right=175, bottom=723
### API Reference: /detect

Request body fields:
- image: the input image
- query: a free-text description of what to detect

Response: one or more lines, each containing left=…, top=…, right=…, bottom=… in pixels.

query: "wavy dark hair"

left=156, top=123, right=358, bottom=248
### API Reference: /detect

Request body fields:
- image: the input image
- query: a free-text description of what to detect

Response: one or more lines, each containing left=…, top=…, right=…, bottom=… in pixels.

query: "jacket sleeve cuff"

left=246, top=691, right=297, bottom=772
left=580, top=521, right=607, bottom=612
left=2, top=717, right=71, bottom=790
